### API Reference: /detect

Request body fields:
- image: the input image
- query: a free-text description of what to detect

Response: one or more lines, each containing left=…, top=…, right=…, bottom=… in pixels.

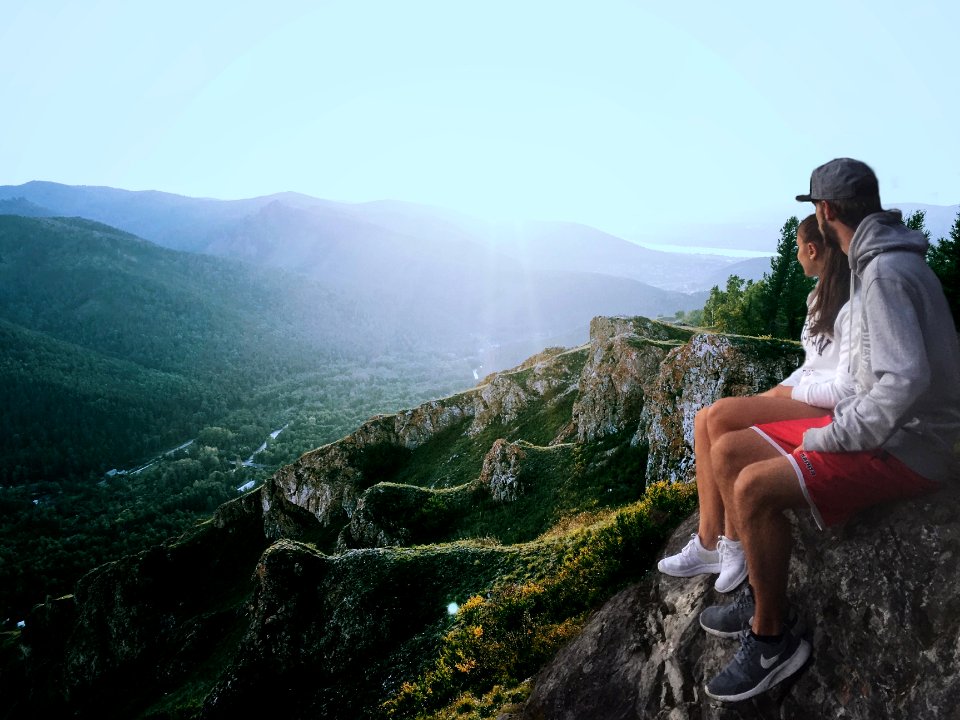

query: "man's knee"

left=732, top=468, right=769, bottom=518
left=732, top=461, right=802, bottom=519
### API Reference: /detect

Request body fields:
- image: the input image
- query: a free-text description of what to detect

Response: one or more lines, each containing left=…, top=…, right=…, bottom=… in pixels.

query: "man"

left=698, top=158, right=960, bottom=702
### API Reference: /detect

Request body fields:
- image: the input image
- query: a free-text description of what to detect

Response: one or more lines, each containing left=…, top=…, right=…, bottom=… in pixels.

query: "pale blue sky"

left=2, top=0, right=958, bottom=242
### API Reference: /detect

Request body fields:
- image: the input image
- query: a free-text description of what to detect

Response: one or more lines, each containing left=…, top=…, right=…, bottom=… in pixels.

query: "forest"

left=1, top=207, right=957, bottom=626
left=0, top=215, right=473, bottom=624
left=681, top=208, right=960, bottom=338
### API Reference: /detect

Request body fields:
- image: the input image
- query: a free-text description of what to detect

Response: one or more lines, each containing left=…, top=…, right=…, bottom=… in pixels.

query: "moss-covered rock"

left=262, top=346, right=587, bottom=544
left=202, top=539, right=534, bottom=720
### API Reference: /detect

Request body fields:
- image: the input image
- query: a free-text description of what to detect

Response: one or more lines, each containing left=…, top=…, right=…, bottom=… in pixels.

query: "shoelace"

left=732, top=629, right=758, bottom=669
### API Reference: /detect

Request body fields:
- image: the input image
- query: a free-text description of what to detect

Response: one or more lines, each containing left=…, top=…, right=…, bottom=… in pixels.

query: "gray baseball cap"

left=796, top=158, right=879, bottom=202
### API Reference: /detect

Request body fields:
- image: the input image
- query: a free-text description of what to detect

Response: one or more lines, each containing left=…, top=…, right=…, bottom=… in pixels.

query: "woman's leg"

left=695, top=405, right=724, bottom=549
left=708, top=396, right=826, bottom=541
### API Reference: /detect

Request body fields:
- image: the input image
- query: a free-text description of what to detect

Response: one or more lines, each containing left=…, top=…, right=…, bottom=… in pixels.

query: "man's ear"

left=820, top=200, right=837, bottom=222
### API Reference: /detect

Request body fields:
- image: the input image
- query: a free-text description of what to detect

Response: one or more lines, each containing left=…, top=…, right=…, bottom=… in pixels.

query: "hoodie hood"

left=848, top=210, right=928, bottom=276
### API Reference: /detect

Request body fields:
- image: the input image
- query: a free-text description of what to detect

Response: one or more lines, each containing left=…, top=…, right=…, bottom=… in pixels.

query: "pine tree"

left=926, top=209, right=960, bottom=330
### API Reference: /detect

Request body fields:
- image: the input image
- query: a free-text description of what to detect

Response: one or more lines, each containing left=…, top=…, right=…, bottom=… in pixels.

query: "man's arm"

left=804, top=276, right=930, bottom=452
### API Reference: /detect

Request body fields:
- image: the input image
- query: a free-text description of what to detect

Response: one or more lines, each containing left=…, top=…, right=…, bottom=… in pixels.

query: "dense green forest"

left=0, top=215, right=475, bottom=624
left=682, top=209, right=960, bottom=338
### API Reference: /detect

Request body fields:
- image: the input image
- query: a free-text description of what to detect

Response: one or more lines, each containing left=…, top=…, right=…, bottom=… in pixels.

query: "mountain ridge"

left=0, top=180, right=745, bottom=291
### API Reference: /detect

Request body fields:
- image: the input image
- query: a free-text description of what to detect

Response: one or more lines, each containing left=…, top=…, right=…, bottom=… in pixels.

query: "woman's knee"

left=706, top=397, right=745, bottom=437
left=695, top=405, right=712, bottom=431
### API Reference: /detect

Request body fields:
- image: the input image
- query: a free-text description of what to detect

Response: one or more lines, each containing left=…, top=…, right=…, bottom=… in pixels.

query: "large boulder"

left=520, top=485, right=960, bottom=720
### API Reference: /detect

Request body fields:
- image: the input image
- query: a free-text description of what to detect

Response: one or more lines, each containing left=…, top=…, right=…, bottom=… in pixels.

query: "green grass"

left=382, top=480, right=698, bottom=719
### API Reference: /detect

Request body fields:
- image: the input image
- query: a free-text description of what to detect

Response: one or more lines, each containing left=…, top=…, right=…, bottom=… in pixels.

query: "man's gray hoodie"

left=803, top=211, right=960, bottom=482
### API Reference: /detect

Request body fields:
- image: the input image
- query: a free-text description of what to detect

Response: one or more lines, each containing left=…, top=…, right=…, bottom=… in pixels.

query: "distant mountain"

left=701, top=255, right=772, bottom=289
left=0, top=184, right=709, bottom=363
left=0, top=181, right=737, bottom=292
left=192, top=198, right=709, bottom=349
left=894, top=202, right=959, bottom=242
left=0, top=197, right=56, bottom=217
left=0, top=215, right=378, bottom=375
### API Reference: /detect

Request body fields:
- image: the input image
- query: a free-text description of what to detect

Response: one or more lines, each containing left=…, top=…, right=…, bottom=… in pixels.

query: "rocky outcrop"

left=4, top=315, right=823, bottom=720
left=638, top=333, right=802, bottom=483
left=337, top=481, right=476, bottom=551
left=572, top=317, right=692, bottom=442
left=479, top=439, right=528, bottom=503
left=13, top=498, right=269, bottom=718
left=520, top=486, right=960, bottom=720
left=571, top=317, right=803, bottom=485
left=262, top=347, right=587, bottom=540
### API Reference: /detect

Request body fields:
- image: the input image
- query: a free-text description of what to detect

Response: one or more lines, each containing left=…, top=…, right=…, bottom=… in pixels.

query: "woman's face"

left=796, top=230, right=822, bottom=278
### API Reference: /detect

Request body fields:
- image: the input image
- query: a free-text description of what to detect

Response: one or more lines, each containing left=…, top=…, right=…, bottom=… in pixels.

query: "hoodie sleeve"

left=790, top=300, right=857, bottom=409
left=804, top=275, right=930, bottom=452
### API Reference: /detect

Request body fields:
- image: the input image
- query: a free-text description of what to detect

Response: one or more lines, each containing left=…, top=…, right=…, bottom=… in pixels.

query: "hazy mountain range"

left=0, top=181, right=751, bottom=290
left=2, top=181, right=954, bottom=367
left=0, top=181, right=722, bottom=363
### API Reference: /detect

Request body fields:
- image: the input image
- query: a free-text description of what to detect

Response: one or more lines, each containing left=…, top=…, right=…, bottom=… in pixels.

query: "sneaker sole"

left=714, top=565, right=749, bottom=593
left=704, top=637, right=811, bottom=702
left=657, top=562, right=722, bottom=577
left=700, top=611, right=803, bottom=640
left=699, top=615, right=742, bottom=639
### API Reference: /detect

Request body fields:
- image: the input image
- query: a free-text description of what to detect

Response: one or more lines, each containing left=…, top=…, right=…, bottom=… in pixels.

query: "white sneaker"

left=715, top=535, right=748, bottom=593
left=658, top=533, right=721, bottom=577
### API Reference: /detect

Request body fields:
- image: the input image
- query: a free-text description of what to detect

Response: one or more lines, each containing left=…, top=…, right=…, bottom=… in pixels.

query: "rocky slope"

left=4, top=316, right=818, bottom=719
left=519, top=487, right=960, bottom=720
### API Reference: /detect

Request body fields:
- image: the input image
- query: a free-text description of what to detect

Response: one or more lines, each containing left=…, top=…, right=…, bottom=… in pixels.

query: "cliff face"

left=6, top=316, right=842, bottom=720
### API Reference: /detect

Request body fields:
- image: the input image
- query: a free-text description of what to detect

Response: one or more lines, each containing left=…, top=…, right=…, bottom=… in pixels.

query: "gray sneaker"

left=699, top=584, right=755, bottom=638
left=700, top=585, right=805, bottom=639
left=704, top=628, right=811, bottom=702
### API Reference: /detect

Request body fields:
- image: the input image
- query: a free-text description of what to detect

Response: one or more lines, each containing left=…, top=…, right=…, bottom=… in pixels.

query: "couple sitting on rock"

left=658, top=158, right=960, bottom=702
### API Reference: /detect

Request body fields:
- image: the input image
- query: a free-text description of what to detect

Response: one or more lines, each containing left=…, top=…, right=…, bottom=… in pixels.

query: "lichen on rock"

left=638, top=331, right=802, bottom=484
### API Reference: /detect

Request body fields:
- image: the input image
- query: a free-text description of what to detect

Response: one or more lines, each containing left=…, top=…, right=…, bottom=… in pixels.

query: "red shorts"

left=752, top=415, right=940, bottom=529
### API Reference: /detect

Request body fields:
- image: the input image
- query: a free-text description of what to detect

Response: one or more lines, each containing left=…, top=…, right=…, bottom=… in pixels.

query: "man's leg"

left=706, top=397, right=824, bottom=540
left=703, top=438, right=812, bottom=701
left=732, top=454, right=808, bottom=635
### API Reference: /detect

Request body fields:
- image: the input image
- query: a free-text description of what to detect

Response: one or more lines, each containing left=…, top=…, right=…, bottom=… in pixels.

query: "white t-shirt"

left=780, top=291, right=859, bottom=410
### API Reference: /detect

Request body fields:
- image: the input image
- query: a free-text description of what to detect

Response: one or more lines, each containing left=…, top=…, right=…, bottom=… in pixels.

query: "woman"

left=658, top=214, right=856, bottom=592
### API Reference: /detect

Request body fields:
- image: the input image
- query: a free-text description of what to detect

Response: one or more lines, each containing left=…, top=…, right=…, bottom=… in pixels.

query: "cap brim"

left=795, top=193, right=814, bottom=202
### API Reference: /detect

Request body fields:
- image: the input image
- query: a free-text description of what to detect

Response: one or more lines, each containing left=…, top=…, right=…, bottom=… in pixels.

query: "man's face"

left=814, top=201, right=845, bottom=253
left=820, top=216, right=842, bottom=249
